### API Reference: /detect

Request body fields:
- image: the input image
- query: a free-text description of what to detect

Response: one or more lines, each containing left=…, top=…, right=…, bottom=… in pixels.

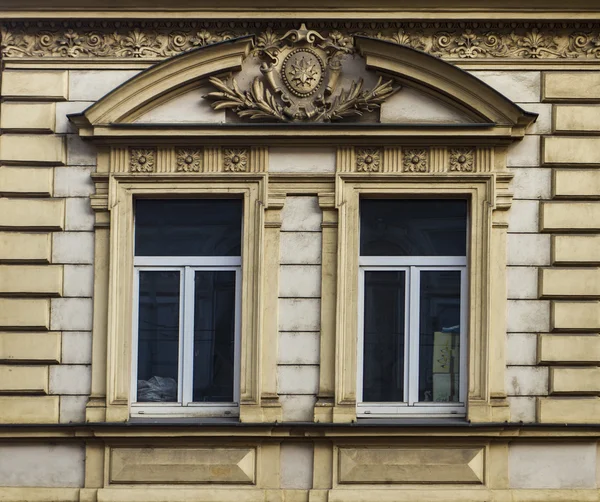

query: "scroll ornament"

left=203, top=24, right=399, bottom=123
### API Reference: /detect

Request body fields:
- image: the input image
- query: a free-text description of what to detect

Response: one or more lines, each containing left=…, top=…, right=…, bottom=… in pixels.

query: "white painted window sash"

left=131, top=264, right=241, bottom=418
left=357, top=264, right=467, bottom=418
left=134, top=256, right=242, bottom=267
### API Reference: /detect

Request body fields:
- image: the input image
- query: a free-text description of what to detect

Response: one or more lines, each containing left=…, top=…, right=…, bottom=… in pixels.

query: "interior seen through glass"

left=418, top=270, right=461, bottom=403
left=363, top=271, right=406, bottom=402
left=193, top=270, right=236, bottom=403
left=136, top=270, right=180, bottom=403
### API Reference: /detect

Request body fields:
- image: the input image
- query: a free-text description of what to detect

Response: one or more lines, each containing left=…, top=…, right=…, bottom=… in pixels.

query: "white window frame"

left=357, top=256, right=468, bottom=419
left=131, top=256, right=242, bottom=418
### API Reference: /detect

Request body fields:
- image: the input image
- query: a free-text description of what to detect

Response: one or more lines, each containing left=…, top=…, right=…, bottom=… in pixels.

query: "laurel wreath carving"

left=204, top=75, right=397, bottom=123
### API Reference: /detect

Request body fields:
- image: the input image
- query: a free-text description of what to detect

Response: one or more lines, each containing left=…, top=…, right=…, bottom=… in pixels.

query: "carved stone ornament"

left=176, top=149, right=203, bottom=172
left=4, top=22, right=600, bottom=61
left=356, top=149, right=381, bottom=172
left=223, top=148, right=248, bottom=172
left=449, top=148, right=475, bottom=172
left=203, top=24, right=399, bottom=123
left=403, top=149, right=429, bottom=173
left=130, top=148, right=155, bottom=172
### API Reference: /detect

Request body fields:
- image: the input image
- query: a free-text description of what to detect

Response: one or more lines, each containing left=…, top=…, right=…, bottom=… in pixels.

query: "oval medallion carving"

left=281, top=48, right=325, bottom=97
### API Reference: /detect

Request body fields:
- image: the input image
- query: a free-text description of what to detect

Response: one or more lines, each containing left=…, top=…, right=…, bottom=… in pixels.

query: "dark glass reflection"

left=363, top=271, right=406, bottom=402
left=418, top=271, right=461, bottom=403
left=135, top=199, right=242, bottom=257
left=360, top=199, right=467, bottom=256
left=193, top=271, right=236, bottom=402
left=137, top=271, right=180, bottom=403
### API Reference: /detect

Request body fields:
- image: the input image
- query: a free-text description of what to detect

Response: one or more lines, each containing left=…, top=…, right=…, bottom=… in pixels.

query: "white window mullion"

left=181, top=267, right=195, bottom=406
left=356, top=268, right=366, bottom=404
left=233, top=267, right=243, bottom=405
left=402, top=268, right=410, bottom=404
left=407, top=266, right=420, bottom=406
left=131, top=268, right=141, bottom=404
left=459, top=267, right=468, bottom=404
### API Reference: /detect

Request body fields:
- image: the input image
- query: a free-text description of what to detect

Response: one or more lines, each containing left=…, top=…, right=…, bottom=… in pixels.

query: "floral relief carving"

left=3, top=22, right=600, bottom=60
left=130, top=149, right=155, bottom=173
left=403, top=149, right=429, bottom=173
left=223, top=148, right=248, bottom=172
left=176, top=149, right=203, bottom=172
left=356, top=149, right=381, bottom=172
left=449, top=148, right=475, bottom=172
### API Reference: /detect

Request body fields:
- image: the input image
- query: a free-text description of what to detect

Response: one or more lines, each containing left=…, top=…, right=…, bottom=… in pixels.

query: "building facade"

left=0, top=1, right=599, bottom=501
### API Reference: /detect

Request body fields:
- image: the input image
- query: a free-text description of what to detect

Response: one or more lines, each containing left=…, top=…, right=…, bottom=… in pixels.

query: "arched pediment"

left=72, top=36, right=253, bottom=128
left=71, top=27, right=536, bottom=138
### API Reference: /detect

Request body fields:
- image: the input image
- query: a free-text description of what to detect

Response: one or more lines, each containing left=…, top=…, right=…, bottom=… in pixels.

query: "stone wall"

left=0, top=35, right=599, bottom=496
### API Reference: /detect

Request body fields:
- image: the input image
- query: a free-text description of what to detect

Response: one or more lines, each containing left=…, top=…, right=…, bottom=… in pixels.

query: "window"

left=357, top=199, right=468, bottom=418
left=131, top=199, right=243, bottom=418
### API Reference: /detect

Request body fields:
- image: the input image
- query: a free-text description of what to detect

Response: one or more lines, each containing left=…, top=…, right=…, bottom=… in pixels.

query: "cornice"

left=2, top=21, right=600, bottom=61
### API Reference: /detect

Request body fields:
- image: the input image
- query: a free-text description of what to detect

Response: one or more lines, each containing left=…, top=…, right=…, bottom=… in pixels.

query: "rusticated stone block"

left=0, top=199, right=64, bottom=230
left=538, top=397, right=600, bottom=424
left=0, top=332, right=61, bottom=363
left=544, top=137, right=600, bottom=165
left=550, top=367, right=600, bottom=394
left=0, top=298, right=50, bottom=330
left=553, top=235, right=600, bottom=265
left=0, top=365, right=48, bottom=394
left=0, top=396, right=59, bottom=423
left=543, top=72, right=600, bottom=102
left=0, top=265, right=63, bottom=296
left=1, top=71, right=68, bottom=100
left=541, top=202, right=600, bottom=232
left=552, top=301, right=600, bottom=331
left=538, top=334, right=600, bottom=364
left=0, top=232, right=51, bottom=263
left=540, top=268, right=600, bottom=298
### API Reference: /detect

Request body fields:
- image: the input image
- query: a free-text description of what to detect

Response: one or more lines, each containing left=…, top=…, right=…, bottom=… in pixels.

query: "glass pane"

left=193, top=271, right=236, bottom=402
left=360, top=199, right=467, bottom=256
left=135, top=199, right=242, bottom=256
left=362, top=271, right=406, bottom=402
left=136, top=271, right=180, bottom=403
left=418, top=270, right=462, bottom=403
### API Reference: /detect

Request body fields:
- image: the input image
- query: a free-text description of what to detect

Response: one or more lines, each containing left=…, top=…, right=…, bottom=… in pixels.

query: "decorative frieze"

left=129, top=148, right=155, bottom=173
left=176, top=149, right=203, bottom=172
left=4, top=22, right=600, bottom=60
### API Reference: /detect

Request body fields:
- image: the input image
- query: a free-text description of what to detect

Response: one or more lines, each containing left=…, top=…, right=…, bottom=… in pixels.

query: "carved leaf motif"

left=2, top=22, right=600, bottom=61
left=130, top=149, right=155, bottom=173
left=223, top=148, right=248, bottom=172
left=176, top=149, right=203, bottom=172
left=403, top=149, right=429, bottom=173
left=449, top=148, right=475, bottom=172
left=356, top=149, right=381, bottom=172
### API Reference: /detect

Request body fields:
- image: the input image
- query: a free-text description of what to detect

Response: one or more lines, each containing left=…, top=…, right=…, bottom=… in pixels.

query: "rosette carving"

left=130, top=149, right=155, bottom=173
left=176, top=149, right=203, bottom=172
left=403, top=149, right=429, bottom=173
left=223, top=149, right=248, bottom=172
left=449, top=148, right=475, bottom=172
left=356, top=149, right=381, bottom=172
